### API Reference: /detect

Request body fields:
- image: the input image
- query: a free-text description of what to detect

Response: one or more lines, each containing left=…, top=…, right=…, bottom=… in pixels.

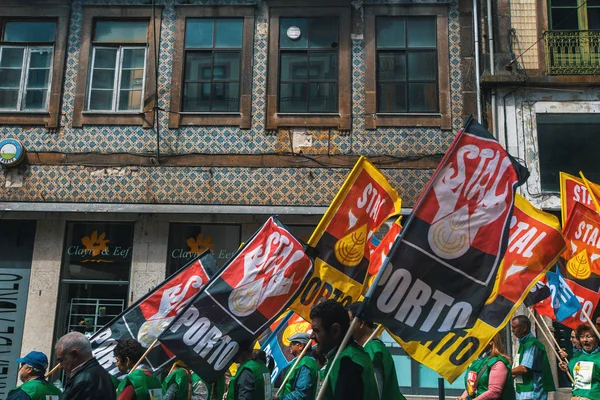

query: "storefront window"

left=167, top=223, right=241, bottom=277
left=55, top=222, right=133, bottom=339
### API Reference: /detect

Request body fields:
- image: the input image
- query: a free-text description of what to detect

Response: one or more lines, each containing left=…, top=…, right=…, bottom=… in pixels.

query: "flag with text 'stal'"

left=158, top=217, right=314, bottom=382
left=90, top=251, right=219, bottom=376
left=385, top=193, right=563, bottom=382
left=290, top=156, right=401, bottom=322
left=363, top=118, right=528, bottom=342
left=559, top=172, right=598, bottom=226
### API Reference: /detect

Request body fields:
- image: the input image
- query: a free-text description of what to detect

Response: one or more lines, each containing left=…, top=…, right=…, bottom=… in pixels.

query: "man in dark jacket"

left=55, top=331, right=116, bottom=400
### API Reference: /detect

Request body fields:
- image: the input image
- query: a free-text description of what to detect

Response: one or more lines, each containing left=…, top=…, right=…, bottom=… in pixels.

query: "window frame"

left=168, top=6, right=255, bottom=129
left=0, top=3, right=69, bottom=128
left=72, top=6, right=162, bottom=128
left=267, top=7, right=351, bottom=130
left=364, top=5, right=451, bottom=130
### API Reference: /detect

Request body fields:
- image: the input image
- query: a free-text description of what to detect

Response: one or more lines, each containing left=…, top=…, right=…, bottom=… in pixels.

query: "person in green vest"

left=346, top=302, right=406, bottom=400
left=114, top=339, right=164, bottom=400
left=510, top=315, right=555, bottom=400
left=226, top=343, right=272, bottom=400
left=558, top=323, right=600, bottom=400
left=7, top=351, right=61, bottom=400
left=309, top=300, right=378, bottom=400
left=458, top=333, right=516, bottom=400
left=274, top=332, right=319, bottom=400
left=163, top=360, right=226, bottom=400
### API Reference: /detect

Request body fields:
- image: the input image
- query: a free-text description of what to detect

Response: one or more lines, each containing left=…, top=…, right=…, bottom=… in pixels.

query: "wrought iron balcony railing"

left=544, top=30, right=600, bottom=75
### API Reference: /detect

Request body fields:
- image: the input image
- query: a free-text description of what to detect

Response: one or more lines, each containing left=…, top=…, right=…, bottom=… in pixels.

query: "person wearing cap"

left=7, top=351, right=61, bottom=400
left=275, top=332, right=319, bottom=400
left=347, top=302, right=405, bottom=400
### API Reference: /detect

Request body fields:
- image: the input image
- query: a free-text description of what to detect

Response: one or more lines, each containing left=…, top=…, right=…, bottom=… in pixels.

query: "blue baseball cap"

left=15, top=351, right=48, bottom=370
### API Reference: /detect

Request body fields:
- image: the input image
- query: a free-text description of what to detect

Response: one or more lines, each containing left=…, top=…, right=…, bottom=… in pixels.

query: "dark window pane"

left=281, top=53, right=308, bottom=81
left=0, top=69, right=22, bottom=87
left=550, top=0, right=577, bottom=6
left=4, top=22, right=56, bottom=42
left=94, top=21, right=148, bottom=43
left=118, top=90, right=142, bottom=110
left=407, top=18, right=436, bottom=48
left=550, top=9, right=580, bottom=29
left=309, top=53, right=337, bottom=80
left=29, top=49, right=53, bottom=68
left=309, top=19, right=338, bottom=48
left=24, top=89, right=47, bottom=110
left=27, top=69, right=51, bottom=89
left=122, top=48, right=145, bottom=68
left=212, top=82, right=239, bottom=111
left=280, top=82, right=307, bottom=112
left=589, top=0, right=600, bottom=6
left=93, top=48, right=118, bottom=68
left=213, top=52, right=240, bottom=81
left=309, top=82, right=337, bottom=112
left=89, top=90, right=113, bottom=110
left=183, top=82, right=211, bottom=111
left=408, top=52, right=437, bottom=81
left=0, top=47, right=25, bottom=68
left=280, top=18, right=309, bottom=49
left=185, top=52, right=213, bottom=81
left=0, top=89, right=19, bottom=109
left=186, top=19, right=214, bottom=48
left=378, top=52, right=406, bottom=81
left=377, top=18, right=405, bottom=48
left=215, top=19, right=243, bottom=48
left=120, top=69, right=144, bottom=90
left=408, top=82, right=438, bottom=112
left=587, top=9, right=600, bottom=30
left=377, top=83, right=407, bottom=113
left=91, top=69, right=116, bottom=89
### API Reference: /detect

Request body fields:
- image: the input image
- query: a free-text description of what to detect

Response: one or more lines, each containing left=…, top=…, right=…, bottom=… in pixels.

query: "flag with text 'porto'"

left=364, top=119, right=528, bottom=342
left=158, top=217, right=314, bottom=382
left=385, top=194, right=564, bottom=382
left=90, top=251, right=219, bottom=377
left=290, top=156, right=402, bottom=321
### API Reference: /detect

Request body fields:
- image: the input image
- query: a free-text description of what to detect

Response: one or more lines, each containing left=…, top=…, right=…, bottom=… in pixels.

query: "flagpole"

left=527, top=308, right=574, bottom=384
left=364, top=325, right=384, bottom=346
left=580, top=308, right=600, bottom=341
left=131, top=338, right=159, bottom=372
left=46, top=364, right=60, bottom=379
left=275, top=341, right=312, bottom=397
left=532, top=308, right=571, bottom=364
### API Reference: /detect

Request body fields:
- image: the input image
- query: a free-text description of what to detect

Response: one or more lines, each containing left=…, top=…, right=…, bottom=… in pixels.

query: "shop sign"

left=66, top=229, right=132, bottom=264
left=0, top=139, right=25, bottom=167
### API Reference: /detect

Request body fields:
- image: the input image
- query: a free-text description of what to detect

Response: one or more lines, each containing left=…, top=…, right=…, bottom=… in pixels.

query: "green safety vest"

left=7, top=378, right=61, bottom=399
left=364, top=339, right=406, bottom=400
left=163, top=368, right=190, bottom=400
left=568, top=349, right=600, bottom=399
left=191, top=372, right=226, bottom=400
left=322, top=343, right=378, bottom=400
left=516, top=335, right=556, bottom=394
left=226, top=359, right=272, bottom=400
left=464, top=354, right=516, bottom=400
left=279, top=355, right=319, bottom=399
left=117, top=368, right=164, bottom=400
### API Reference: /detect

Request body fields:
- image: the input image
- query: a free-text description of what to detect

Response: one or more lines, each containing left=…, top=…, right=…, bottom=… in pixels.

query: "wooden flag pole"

left=533, top=309, right=570, bottom=364
left=46, top=363, right=61, bottom=379
left=364, top=325, right=384, bottom=346
left=275, top=340, right=312, bottom=397
left=130, top=338, right=159, bottom=372
left=316, top=317, right=360, bottom=400
left=580, top=308, right=600, bottom=341
left=527, top=308, right=574, bottom=384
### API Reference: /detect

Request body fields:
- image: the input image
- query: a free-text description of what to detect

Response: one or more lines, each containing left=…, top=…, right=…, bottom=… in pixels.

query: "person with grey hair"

left=55, top=331, right=116, bottom=400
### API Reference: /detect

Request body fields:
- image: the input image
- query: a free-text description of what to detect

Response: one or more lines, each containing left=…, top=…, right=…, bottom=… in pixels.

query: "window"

left=0, top=2, right=69, bottom=127
left=364, top=6, right=451, bottom=130
left=168, top=6, right=254, bottom=129
left=548, top=0, right=600, bottom=30
left=536, top=113, right=600, bottom=192
left=267, top=7, right=351, bottom=130
left=72, top=6, right=162, bottom=128
left=87, top=21, right=148, bottom=112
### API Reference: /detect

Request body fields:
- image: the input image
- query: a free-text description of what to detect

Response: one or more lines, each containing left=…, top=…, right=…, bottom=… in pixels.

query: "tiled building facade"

left=0, top=0, right=477, bottom=396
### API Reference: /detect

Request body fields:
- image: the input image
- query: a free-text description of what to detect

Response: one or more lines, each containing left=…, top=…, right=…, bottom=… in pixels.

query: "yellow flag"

left=579, top=171, right=600, bottom=214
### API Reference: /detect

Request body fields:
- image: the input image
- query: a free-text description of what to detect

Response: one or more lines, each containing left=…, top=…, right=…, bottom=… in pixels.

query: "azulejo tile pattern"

left=0, top=0, right=462, bottom=207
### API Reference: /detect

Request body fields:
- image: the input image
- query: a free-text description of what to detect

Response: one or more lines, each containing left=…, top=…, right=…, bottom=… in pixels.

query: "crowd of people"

left=7, top=303, right=600, bottom=400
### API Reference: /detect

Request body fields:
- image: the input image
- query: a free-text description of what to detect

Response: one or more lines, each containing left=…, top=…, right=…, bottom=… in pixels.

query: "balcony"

left=544, top=30, right=600, bottom=75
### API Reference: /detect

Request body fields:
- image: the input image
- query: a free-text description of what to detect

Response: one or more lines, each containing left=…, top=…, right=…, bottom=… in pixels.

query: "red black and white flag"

left=158, top=217, right=314, bottom=382
left=90, top=251, right=218, bottom=377
left=363, top=118, right=528, bottom=341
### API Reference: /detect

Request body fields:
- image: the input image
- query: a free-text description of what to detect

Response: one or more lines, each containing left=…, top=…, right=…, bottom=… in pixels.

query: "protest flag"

left=559, top=172, right=598, bottom=226
left=290, top=156, right=401, bottom=321
left=362, top=216, right=402, bottom=293
left=361, top=117, right=528, bottom=343
left=580, top=172, right=600, bottom=215
left=90, top=251, right=219, bottom=377
left=380, top=194, right=564, bottom=382
left=523, top=281, right=551, bottom=308
left=158, top=217, right=314, bottom=382
left=544, top=268, right=582, bottom=322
